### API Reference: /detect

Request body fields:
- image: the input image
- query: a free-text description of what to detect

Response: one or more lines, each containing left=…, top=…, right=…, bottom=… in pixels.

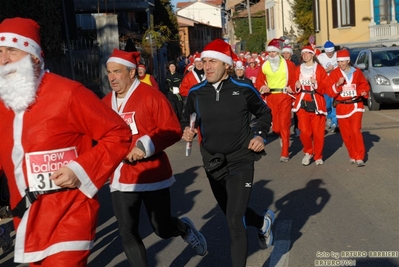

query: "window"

left=332, top=0, right=355, bottom=28
left=339, top=0, right=350, bottom=26
left=375, top=0, right=392, bottom=24
left=265, top=6, right=275, bottom=31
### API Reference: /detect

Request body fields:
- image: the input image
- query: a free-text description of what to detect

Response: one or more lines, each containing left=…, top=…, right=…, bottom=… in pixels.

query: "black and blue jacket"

left=183, top=76, right=272, bottom=155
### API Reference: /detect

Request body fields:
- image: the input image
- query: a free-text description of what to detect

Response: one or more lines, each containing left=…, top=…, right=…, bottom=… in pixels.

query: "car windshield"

left=371, top=50, right=399, bottom=67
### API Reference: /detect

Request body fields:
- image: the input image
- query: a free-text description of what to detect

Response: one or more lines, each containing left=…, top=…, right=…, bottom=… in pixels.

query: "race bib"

left=25, top=147, right=78, bottom=192
left=341, top=84, right=357, bottom=98
left=173, top=87, right=179, bottom=94
left=120, top=111, right=138, bottom=135
left=301, top=79, right=313, bottom=86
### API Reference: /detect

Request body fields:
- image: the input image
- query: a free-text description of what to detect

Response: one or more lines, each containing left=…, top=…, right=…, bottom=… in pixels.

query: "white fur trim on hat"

left=201, top=50, right=233, bottom=65
left=0, top=32, right=42, bottom=61
left=107, top=57, right=136, bottom=68
left=282, top=47, right=293, bottom=54
left=325, top=47, right=335, bottom=52
left=266, top=46, right=281, bottom=53
left=336, top=56, right=350, bottom=61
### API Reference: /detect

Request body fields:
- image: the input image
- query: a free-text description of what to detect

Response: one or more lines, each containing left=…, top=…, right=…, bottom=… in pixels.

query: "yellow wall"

left=315, top=0, right=371, bottom=46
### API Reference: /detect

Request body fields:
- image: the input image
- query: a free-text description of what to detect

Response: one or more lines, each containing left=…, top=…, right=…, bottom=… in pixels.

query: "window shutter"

left=332, top=0, right=338, bottom=28
left=350, top=0, right=356, bottom=26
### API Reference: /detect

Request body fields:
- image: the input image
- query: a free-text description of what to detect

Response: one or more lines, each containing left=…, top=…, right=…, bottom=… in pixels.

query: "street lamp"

left=145, top=34, right=154, bottom=60
left=287, top=26, right=297, bottom=49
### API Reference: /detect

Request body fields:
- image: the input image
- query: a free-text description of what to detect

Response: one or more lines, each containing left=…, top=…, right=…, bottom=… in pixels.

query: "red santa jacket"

left=179, top=69, right=205, bottom=97
left=102, top=80, right=182, bottom=192
left=291, top=62, right=333, bottom=115
left=327, top=66, right=370, bottom=118
left=0, top=72, right=131, bottom=263
left=245, top=65, right=260, bottom=84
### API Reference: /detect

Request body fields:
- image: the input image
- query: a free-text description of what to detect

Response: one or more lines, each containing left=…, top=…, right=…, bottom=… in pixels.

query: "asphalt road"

left=1, top=106, right=398, bottom=267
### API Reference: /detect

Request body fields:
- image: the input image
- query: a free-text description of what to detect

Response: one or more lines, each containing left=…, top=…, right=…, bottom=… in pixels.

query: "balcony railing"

left=74, top=0, right=154, bottom=13
left=370, top=22, right=399, bottom=41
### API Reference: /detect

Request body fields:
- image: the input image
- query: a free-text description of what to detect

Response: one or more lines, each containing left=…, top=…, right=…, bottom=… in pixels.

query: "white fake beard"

left=269, top=56, right=280, bottom=72
left=0, top=55, right=40, bottom=112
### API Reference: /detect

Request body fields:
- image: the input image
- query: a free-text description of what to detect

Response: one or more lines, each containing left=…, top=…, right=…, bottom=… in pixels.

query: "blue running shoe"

left=258, top=209, right=275, bottom=249
left=181, top=217, right=207, bottom=256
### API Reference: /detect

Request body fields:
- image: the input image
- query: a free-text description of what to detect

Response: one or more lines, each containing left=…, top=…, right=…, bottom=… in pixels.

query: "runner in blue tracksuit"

left=182, top=39, right=275, bottom=267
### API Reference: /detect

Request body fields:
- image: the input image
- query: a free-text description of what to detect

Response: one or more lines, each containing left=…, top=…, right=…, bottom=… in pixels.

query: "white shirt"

left=317, top=52, right=338, bottom=74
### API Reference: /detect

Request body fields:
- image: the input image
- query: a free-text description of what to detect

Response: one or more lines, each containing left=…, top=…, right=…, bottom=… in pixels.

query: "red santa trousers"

left=267, top=93, right=293, bottom=157
left=297, top=109, right=326, bottom=160
left=338, top=112, right=365, bottom=161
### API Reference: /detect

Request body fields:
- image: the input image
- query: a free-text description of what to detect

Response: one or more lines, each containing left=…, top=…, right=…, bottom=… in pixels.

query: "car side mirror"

left=356, top=63, right=366, bottom=70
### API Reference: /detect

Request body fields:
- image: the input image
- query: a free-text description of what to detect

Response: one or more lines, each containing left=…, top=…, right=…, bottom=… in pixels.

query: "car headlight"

left=374, top=74, right=390, bottom=85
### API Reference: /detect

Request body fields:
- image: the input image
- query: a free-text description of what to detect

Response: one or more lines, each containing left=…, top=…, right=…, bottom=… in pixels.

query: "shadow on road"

left=264, top=179, right=330, bottom=266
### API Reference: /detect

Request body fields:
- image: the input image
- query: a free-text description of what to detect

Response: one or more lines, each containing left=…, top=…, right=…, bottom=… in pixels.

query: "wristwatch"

left=256, top=131, right=267, bottom=145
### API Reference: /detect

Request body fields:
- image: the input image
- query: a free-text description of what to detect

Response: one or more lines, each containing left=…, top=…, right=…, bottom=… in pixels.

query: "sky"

left=171, top=0, right=179, bottom=10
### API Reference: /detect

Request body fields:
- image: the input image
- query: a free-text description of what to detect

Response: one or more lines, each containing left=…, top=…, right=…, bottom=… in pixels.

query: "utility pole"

left=246, top=0, right=252, bottom=34
left=281, top=0, right=284, bottom=35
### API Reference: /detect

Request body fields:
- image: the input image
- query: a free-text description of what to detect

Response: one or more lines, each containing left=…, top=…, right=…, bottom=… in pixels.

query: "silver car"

left=354, top=47, right=399, bottom=111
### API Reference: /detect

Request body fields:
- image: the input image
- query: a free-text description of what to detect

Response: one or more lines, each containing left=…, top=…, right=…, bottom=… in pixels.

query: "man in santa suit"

left=327, top=49, right=369, bottom=166
left=180, top=51, right=205, bottom=100
left=102, top=49, right=207, bottom=266
left=0, top=17, right=132, bottom=266
left=255, top=38, right=296, bottom=163
left=137, top=63, right=160, bottom=91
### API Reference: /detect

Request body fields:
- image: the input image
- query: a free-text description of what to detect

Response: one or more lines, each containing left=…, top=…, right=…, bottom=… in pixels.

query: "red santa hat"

left=301, top=45, right=315, bottom=54
left=234, top=60, right=245, bottom=70
left=193, top=52, right=202, bottom=62
left=137, top=63, right=146, bottom=70
left=107, top=49, right=140, bottom=68
left=266, top=38, right=283, bottom=53
left=201, top=39, right=237, bottom=66
left=0, top=17, right=43, bottom=61
left=336, top=49, right=350, bottom=61
left=282, top=45, right=293, bottom=55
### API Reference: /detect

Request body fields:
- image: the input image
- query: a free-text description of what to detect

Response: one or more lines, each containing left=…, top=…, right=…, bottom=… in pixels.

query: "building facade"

left=176, top=0, right=224, bottom=54
left=313, top=0, right=399, bottom=48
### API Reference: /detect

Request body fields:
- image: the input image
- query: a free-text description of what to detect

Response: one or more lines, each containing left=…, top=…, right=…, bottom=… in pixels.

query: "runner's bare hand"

left=50, top=166, right=80, bottom=188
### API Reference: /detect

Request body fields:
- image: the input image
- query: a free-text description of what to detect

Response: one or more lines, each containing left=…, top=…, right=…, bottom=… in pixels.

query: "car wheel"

left=368, top=89, right=380, bottom=111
